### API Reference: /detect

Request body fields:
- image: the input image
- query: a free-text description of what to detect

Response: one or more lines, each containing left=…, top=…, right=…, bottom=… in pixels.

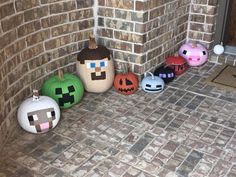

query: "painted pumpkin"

left=179, top=43, right=208, bottom=67
left=165, top=56, right=188, bottom=76
left=77, top=35, right=114, bottom=93
left=154, top=65, right=175, bottom=83
left=42, top=70, right=84, bottom=109
left=114, top=66, right=139, bottom=95
left=17, top=90, right=60, bottom=134
left=141, top=72, right=165, bottom=93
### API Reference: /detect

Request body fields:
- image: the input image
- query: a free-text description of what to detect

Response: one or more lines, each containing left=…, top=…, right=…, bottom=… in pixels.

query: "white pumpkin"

left=141, top=72, right=165, bottom=93
left=213, top=44, right=224, bottom=55
left=17, top=90, right=60, bottom=134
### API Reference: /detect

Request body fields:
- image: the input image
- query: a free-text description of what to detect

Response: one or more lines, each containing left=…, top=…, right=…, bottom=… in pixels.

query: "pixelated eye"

left=51, top=111, right=55, bottom=116
left=162, top=74, right=166, bottom=78
left=55, top=88, right=62, bottom=95
left=28, top=115, right=33, bottom=122
left=100, top=61, right=107, bottom=67
left=33, top=115, right=38, bottom=121
left=119, top=79, right=123, bottom=85
left=202, top=51, right=206, bottom=55
left=47, top=111, right=55, bottom=118
left=87, top=62, right=96, bottom=68
left=183, top=50, right=187, bottom=55
left=126, top=79, right=132, bottom=85
left=146, top=84, right=151, bottom=87
left=68, top=85, right=75, bottom=92
left=47, top=112, right=52, bottom=118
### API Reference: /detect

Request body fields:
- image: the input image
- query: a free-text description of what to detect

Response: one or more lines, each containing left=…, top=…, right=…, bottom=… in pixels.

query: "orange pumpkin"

left=114, top=72, right=139, bottom=95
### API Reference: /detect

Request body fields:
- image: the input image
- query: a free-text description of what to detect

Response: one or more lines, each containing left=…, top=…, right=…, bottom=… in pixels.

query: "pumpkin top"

left=166, top=56, right=186, bottom=65
left=33, top=89, right=39, bottom=101
left=77, top=46, right=111, bottom=64
left=77, top=35, right=111, bottom=64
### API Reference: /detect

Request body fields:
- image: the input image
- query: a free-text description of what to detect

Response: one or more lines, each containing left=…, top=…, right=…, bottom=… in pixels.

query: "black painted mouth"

left=59, top=93, right=74, bottom=106
left=91, top=71, right=106, bottom=80
left=118, top=87, right=134, bottom=93
left=145, top=88, right=162, bottom=92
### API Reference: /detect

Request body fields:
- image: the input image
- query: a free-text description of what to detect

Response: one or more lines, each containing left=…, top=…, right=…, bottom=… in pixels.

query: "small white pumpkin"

left=213, top=44, right=224, bottom=55
left=141, top=72, right=165, bottom=93
left=17, top=90, right=60, bottom=134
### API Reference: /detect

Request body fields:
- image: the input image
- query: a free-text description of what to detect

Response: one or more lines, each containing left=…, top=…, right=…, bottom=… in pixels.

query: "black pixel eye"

left=146, top=84, right=151, bottom=87
left=119, top=79, right=123, bottom=85
left=183, top=50, right=187, bottom=55
left=126, top=79, right=132, bottom=85
left=202, top=51, right=206, bottom=55
left=55, top=88, right=62, bottom=94
left=28, top=115, right=33, bottom=121
left=68, top=85, right=75, bottom=92
left=51, top=111, right=55, bottom=116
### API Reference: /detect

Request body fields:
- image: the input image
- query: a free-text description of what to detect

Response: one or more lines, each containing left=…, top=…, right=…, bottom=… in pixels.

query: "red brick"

left=69, top=9, right=93, bottom=21
left=21, top=44, right=44, bottom=61
left=4, top=39, right=26, bottom=59
left=7, top=63, right=28, bottom=85
left=51, top=24, right=74, bottom=37
left=24, top=6, right=49, bottom=22
left=18, top=20, right=41, bottom=37
left=0, top=30, right=17, bottom=50
left=0, top=3, right=15, bottom=20
left=15, top=0, right=39, bottom=11
left=45, top=35, right=71, bottom=50
left=26, top=29, right=50, bottom=46
left=1, top=14, right=23, bottom=32
left=1, top=55, right=21, bottom=76
left=41, top=14, right=67, bottom=28
left=50, top=1, right=76, bottom=14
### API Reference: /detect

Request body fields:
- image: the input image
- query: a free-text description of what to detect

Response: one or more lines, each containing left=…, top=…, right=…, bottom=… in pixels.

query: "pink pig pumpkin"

left=179, top=43, right=208, bottom=67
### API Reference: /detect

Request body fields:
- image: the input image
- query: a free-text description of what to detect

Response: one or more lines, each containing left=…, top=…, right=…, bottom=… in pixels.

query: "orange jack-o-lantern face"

left=114, top=72, right=139, bottom=95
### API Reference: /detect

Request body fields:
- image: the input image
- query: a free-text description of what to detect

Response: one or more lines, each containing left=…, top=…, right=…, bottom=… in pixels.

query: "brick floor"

left=1, top=62, right=236, bottom=177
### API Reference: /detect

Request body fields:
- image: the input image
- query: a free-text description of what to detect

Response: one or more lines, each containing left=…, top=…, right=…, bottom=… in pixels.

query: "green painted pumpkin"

left=42, top=70, right=84, bottom=109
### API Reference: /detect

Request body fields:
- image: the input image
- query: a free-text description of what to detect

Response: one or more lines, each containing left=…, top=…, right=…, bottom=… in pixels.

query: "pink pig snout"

left=188, top=57, right=201, bottom=61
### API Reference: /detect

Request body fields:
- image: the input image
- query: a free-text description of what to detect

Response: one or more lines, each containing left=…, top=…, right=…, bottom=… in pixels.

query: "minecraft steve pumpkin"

left=77, top=35, right=114, bottom=93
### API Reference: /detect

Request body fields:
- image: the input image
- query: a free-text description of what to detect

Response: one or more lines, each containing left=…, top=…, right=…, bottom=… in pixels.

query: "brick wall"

left=187, top=0, right=218, bottom=48
left=0, top=0, right=94, bottom=150
left=97, top=0, right=191, bottom=78
left=0, top=0, right=220, bottom=149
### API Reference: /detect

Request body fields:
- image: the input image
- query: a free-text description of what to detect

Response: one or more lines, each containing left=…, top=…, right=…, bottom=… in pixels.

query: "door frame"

left=213, top=0, right=230, bottom=47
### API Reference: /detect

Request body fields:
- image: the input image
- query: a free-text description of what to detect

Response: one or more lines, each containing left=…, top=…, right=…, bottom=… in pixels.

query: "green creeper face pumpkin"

left=42, top=71, right=84, bottom=109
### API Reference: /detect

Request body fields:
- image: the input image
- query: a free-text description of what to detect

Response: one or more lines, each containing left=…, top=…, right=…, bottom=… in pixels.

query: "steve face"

left=84, top=57, right=109, bottom=80
left=77, top=56, right=114, bottom=93
left=27, top=108, right=56, bottom=133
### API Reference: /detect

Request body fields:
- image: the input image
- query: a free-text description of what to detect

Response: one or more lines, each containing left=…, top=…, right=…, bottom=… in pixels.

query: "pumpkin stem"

left=33, top=89, right=39, bottom=101
left=146, top=72, right=154, bottom=79
left=121, top=63, right=125, bottom=74
left=58, top=70, right=64, bottom=80
left=88, top=34, right=97, bottom=49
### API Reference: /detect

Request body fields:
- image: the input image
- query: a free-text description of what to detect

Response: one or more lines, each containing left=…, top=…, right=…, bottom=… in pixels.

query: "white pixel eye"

left=33, top=115, right=38, bottom=121
left=86, top=62, right=96, bottom=69
left=47, top=112, right=52, bottom=118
